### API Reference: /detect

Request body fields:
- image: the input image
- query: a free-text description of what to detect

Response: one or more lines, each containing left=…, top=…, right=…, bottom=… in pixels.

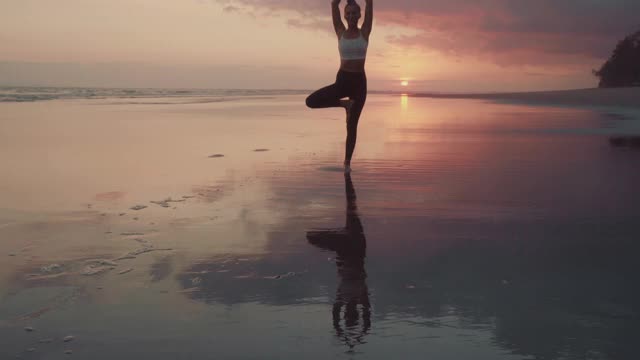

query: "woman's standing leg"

left=344, top=75, right=367, bottom=169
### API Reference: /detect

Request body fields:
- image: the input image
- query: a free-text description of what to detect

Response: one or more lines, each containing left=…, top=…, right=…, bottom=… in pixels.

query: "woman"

left=305, top=0, right=373, bottom=173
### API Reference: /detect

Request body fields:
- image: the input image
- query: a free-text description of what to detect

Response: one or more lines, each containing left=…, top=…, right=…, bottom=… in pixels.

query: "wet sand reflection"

left=307, top=173, right=371, bottom=352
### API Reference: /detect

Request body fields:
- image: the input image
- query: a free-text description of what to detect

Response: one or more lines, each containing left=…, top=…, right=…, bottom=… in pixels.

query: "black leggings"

left=305, top=70, right=367, bottom=115
left=305, top=70, right=367, bottom=162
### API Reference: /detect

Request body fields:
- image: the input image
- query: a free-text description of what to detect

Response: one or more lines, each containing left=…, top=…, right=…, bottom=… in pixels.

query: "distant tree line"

left=593, top=29, right=640, bottom=88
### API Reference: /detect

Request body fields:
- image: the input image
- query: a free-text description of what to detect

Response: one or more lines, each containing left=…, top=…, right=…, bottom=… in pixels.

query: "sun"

left=400, top=80, right=409, bottom=86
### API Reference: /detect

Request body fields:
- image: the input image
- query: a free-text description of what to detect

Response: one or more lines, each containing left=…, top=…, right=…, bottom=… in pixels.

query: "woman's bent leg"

left=306, top=84, right=343, bottom=109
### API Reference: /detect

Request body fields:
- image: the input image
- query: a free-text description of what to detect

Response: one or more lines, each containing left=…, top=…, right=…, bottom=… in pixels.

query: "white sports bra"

left=338, top=31, right=368, bottom=60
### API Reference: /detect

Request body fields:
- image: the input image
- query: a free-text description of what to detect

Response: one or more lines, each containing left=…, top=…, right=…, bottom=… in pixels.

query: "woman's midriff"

left=340, top=59, right=366, bottom=73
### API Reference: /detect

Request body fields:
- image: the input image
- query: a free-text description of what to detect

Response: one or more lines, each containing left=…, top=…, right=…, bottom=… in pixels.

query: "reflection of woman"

left=305, top=0, right=373, bottom=173
left=307, top=173, right=370, bottom=351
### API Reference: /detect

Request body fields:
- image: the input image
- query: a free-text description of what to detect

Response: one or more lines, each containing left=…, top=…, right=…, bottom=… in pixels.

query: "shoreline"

left=407, top=87, right=640, bottom=110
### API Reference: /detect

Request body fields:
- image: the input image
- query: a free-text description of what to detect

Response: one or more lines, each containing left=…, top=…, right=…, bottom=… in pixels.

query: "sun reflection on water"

left=400, top=94, right=408, bottom=112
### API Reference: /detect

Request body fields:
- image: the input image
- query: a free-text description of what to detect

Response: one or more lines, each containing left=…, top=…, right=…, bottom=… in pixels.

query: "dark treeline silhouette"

left=593, top=29, right=640, bottom=88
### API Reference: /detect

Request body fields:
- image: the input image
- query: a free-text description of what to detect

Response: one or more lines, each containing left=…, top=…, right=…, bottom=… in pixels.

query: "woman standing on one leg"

left=305, top=0, right=373, bottom=173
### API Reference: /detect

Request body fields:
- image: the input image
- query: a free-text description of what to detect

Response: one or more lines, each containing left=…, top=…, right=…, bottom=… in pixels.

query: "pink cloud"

left=213, top=0, right=639, bottom=67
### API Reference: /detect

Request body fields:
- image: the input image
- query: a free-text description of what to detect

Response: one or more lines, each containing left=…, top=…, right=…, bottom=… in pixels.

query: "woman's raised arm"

left=332, top=0, right=346, bottom=38
left=362, top=0, right=373, bottom=40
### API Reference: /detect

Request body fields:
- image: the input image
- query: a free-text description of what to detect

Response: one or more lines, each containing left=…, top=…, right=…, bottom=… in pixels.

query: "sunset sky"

left=1, top=0, right=638, bottom=92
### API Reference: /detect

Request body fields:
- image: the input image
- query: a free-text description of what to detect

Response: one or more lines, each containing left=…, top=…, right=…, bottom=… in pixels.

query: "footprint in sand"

left=150, top=197, right=186, bottom=208
left=208, top=154, right=225, bottom=158
left=253, top=148, right=269, bottom=152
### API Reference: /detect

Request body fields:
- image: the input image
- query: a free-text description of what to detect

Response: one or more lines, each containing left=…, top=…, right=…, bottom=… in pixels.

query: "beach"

left=1, top=88, right=640, bottom=359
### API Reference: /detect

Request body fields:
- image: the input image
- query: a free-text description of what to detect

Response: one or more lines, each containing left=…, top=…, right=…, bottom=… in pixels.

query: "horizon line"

left=0, top=84, right=611, bottom=96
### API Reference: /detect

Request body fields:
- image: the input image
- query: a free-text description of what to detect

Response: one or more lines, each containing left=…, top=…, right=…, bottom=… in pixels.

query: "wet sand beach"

left=414, top=86, right=640, bottom=107
left=1, top=90, right=640, bottom=359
